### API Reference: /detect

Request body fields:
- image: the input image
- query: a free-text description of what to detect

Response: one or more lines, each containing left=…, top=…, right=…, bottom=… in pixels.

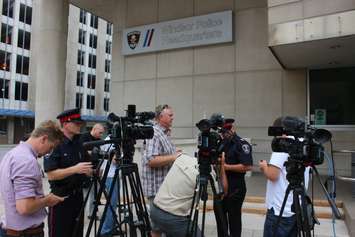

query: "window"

left=19, top=4, right=32, bottom=25
left=105, top=60, right=111, bottom=73
left=76, top=71, right=84, bottom=86
left=309, top=67, right=355, bottom=125
left=86, top=95, right=95, bottom=109
left=17, top=29, right=31, bottom=50
left=0, top=50, right=11, bottom=71
left=0, top=78, right=10, bottom=99
left=104, top=78, right=110, bottom=92
left=105, top=41, right=111, bottom=54
left=0, top=118, right=7, bottom=135
left=88, top=54, right=96, bottom=69
left=87, top=74, right=96, bottom=89
left=106, top=23, right=112, bottom=35
left=89, top=34, right=97, bottom=49
left=77, top=50, right=85, bottom=65
left=90, top=15, right=98, bottom=29
left=15, top=81, right=28, bottom=101
left=16, top=55, right=29, bottom=75
left=1, top=24, right=12, bottom=44
left=76, top=93, right=83, bottom=109
left=104, top=98, right=109, bottom=112
left=2, top=0, right=14, bottom=18
left=79, top=9, right=86, bottom=24
left=78, top=29, right=86, bottom=45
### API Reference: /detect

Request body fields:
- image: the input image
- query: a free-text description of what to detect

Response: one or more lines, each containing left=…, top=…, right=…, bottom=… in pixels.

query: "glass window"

left=86, top=95, right=95, bottom=110
left=19, top=4, right=32, bottom=25
left=2, top=0, right=14, bottom=18
left=309, top=67, right=355, bottom=125
left=89, top=34, right=97, bottom=49
left=0, top=50, right=11, bottom=71
left=16, top=55, right=29, bottom=75
left=90, top=15, right=98, bottom=29
left=76, top=71, right=84, bottom=86
left=1, top=23, right=12, bottom=44
left=104, top=78, right=110, bottom=92
left=88, top=54, right=96, bottom=69
left=76, top=93, right=83, bottom=109
left=106, top=23, right=112, bottom=35
left=78, top=29, right=86, bottom=45
left=77, top=50, right=85, bottom=65
left=105, top=60, right=111, bottom=73
left=105, top=41, right=111, bottom=54
left=87, top=74, right=96, bottom=89
left=80, top=9, right=86, bottom=24
left=17, top=29, right=31, bottom=50
left=104, top=98, right=109, bottom=112
left=15, top=81, right=28, bottom=101
left=0, top=118, right=7, bottom=135
left=0, top=78, right=10, bottom=99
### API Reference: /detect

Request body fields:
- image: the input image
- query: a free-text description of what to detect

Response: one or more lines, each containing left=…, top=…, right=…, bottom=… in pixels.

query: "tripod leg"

left=272, top=186, right=292, bottom=237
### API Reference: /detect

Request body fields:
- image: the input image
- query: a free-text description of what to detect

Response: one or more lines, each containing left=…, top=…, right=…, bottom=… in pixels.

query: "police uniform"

left=43, top=109, right=88, bottom=237
left=219, top=121, right=253, bottom=237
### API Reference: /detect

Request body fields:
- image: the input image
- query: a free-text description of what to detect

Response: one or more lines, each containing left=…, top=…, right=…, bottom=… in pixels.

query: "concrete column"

left=7, top=117, right=14, bottom=144
left=31, top=0, right=69, bottom=125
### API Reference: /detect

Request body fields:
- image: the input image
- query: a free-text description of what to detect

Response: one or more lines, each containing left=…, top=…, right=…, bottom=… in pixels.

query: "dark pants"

left=0, top=225, right=44, bottom=237
left=217, top=188, right=246, bottom=237
left=263, top=208, right=297, bottom=237
left=48, top=191, right=84, bottom=237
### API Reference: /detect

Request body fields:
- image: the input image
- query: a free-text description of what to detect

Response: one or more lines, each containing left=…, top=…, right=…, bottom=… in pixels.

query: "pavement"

left=0, top=146, right=352, bottom=236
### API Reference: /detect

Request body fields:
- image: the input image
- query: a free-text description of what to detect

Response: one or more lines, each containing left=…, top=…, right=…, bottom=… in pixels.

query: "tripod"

left=273, top=159, right=314, bottom=237
left=186, top=160, right=229, bottom=237
left=84, top=140, right=151, bottom=237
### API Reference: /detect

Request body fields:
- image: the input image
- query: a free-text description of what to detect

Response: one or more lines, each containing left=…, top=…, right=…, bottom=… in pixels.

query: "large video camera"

left=268, top=116, right=332, bottom=166
left=107, top=104, right=155, bottom=141
left=196, top=113, right=227, bottom=170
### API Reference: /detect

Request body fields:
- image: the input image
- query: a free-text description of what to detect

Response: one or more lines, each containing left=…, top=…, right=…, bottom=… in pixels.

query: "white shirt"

left=100, top=136, right=117, bottom=178
left=154, top=154, right=199, bottom=216
left=265, top=152, right=310, bottom=217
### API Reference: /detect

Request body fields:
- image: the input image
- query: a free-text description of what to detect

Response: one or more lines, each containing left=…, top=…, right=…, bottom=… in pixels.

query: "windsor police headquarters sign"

left=122, top=10, right=233, bottom=55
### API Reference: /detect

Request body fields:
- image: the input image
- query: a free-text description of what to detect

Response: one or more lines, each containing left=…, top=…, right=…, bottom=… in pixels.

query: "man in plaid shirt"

left=142, top=104, right=182, bottom=237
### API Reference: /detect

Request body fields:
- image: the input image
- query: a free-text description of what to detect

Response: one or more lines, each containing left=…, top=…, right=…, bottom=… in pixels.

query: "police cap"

left=57, top=108, right=83, bottom=123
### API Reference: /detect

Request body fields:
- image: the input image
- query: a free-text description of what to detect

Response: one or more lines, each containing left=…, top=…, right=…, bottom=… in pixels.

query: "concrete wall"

left=107, top=0, right=312, bottom=170
left=268, top=0, right=355, bottom=25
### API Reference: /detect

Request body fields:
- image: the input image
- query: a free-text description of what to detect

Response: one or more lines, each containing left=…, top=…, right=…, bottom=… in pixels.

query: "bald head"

left=91, top=123, right=105, bottom=139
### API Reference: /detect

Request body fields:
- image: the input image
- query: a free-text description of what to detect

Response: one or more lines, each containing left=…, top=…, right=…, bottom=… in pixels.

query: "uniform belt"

left=5, top=223, right=44, bottom=237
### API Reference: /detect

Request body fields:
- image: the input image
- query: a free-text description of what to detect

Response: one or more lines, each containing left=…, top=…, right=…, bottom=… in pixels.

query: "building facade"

left=0, top=0, right=111, bottom=143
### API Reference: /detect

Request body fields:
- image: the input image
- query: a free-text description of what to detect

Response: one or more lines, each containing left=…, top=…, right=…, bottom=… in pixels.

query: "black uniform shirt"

left=44, top=135, right=88, bottom=196
left=223, top=134, right=253, bottom=194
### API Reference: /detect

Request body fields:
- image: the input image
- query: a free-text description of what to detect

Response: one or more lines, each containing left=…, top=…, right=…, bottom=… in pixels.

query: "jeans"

left=263, top=208, right=297, bottom=237
left=100, top=177, right=119, bottom=236
left=0, top=226, right=5, bottom=237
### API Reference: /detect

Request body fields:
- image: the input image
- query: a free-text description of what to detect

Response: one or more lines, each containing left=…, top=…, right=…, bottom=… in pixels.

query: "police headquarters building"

left=1, top=0, right=355, bottom=228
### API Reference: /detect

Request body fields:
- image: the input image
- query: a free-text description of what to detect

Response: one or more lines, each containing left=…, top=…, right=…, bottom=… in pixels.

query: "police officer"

left=217, top=118, right=253, bottom=237
left=44, top=108, right=93, bottom=237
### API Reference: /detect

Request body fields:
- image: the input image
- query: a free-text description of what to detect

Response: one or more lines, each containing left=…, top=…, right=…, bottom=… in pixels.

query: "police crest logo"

left=127, top=31, right=141, bottom=49
left=242, top=144, right=250, bottom=154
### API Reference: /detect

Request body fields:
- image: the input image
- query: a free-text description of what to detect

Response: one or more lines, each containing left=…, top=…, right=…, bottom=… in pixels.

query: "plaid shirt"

left=142, top=123, right=176, bottom=197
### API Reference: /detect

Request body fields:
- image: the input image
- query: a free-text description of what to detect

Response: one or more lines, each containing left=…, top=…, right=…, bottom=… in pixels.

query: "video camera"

left=196, top=113, right=228, bottom=168
left=107, top=104, right=155, bottom=141
left=268, top=116, right=332, bottom=166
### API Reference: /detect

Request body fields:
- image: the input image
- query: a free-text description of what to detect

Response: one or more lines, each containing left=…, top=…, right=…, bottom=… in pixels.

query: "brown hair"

left=31, top=120, right=64, bottom=143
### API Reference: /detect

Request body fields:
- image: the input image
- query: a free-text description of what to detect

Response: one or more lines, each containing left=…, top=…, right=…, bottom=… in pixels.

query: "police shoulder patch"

left=241, top=144, right=251, bottom=154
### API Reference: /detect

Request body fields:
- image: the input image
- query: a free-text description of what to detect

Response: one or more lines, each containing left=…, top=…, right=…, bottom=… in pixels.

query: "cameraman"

left=79, top=123, right=105, bottom=220
left=150, top=153, right=227, bottom=237
left=259, top=117, right=310, bottom=237
left=142, top=104, right=182, bottom=237
left=218, top=118, right=253, bottom=237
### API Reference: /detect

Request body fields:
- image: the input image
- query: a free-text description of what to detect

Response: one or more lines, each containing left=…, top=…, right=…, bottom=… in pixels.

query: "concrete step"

left=204, top=196, right=344, bottom=219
